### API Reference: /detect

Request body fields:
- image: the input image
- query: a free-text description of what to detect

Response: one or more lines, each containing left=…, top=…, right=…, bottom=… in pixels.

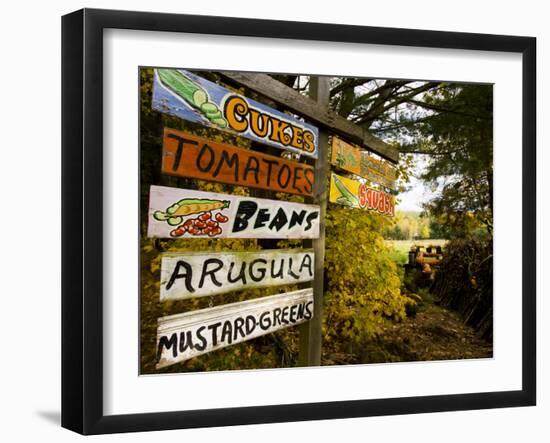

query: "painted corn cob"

left=153, top=198, right=231, bottom=226
left=156, top=69, right=228, bottom=129
left=332, top=174, right=359, bottom=207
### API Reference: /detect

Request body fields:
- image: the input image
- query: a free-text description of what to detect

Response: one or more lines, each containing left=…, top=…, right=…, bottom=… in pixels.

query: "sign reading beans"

left=156, top=288, right=314, bottom=368
left=147, top=185, right=320, bottom=239
left=153, top=68, right=319, bottom=158
left=329, top=172, right=395, bottom=217
left=162, top=128, right=314, bottom=196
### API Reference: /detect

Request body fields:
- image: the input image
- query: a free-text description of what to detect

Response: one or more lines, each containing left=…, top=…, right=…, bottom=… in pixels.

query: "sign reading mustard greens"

left=331, top=136, right=397, bottom=190
left=162, top=128, right=314, bottom=196
left=156, top=288, right=314, bottom=368
left=147, top=185, right=321, bottom=239
left=153, top=69, right=319, bottom=158
left=329, top=172, right=395, bottom=217
left=160, top=249, right=314, bottom=300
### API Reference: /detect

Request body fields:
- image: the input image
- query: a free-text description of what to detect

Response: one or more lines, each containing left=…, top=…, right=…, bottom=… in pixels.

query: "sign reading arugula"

left=162, top=128, right=314, bottom=196
left=160, top=249, right=314, bottom=300
left=156, top=288, right=314, bottom=368
left=331, top=136, right=397, bottom=190
left=147, top=185, right=320, bottom=239
left=329, top=172, right=395, bottom=217
left=153, top=69, right=320, bottom=158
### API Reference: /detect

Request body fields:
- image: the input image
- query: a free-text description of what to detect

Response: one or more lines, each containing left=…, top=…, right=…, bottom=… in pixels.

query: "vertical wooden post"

left=298, top=76, right=330, bottom=366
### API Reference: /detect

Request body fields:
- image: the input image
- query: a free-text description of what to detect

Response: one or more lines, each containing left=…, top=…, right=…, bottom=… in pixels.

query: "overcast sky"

left=395, top=155, right=440, bottom=213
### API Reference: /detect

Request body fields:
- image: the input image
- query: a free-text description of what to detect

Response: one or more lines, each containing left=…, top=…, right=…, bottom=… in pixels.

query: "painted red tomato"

left=198, top=212, right=211, bottom=221
left=208, top=227, right=222, bottom=237
left=206, top=219, right=219, bottom=228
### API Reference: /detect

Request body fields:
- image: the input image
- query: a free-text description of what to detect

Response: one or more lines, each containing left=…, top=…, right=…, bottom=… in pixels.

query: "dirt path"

left=324, top=301, right=492, bottom=366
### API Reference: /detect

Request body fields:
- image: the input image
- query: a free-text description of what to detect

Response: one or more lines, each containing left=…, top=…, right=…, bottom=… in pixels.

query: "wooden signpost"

left=329, top=172, right=395, bottom=217
left=156, top=288, right=314, bottom=368
left=153, top=69, right=320, bottom=158
left=331, top=136, right=397, bottom=190
left=162, top=128, right=314, bottom=196
left=147, top=185, right=321, bottom=239
left=160, top=249, right=314, bottom=300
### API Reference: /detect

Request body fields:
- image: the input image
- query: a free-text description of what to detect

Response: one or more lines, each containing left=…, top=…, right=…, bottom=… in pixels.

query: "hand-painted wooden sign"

left=147, top=185, right=320, bottom=239
left=329, top=172, right=395, bottom=217
left=331, top=136, right=397, bottom=190
left=160, top=249, right=314, bottom=300
left=156, top=288, right=314, bottom=368
left=162, top=128, right=314, bottom=196
left=152, top=68, right=319, bottom=158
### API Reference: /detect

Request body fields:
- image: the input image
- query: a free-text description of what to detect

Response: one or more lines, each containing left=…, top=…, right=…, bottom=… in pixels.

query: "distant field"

left=386, top=239, right=448, bottom=265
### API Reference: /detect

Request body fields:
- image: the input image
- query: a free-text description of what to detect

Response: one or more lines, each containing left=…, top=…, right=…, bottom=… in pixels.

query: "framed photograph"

left=61, top=8, right=536, bottom=435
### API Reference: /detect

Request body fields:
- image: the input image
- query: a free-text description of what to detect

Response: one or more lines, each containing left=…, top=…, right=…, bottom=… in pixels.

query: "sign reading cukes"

left=331, top=136, right=397, bottom=190
left=153, top=69, right=319, bottom=158
left=162, top=128, right=314, bottom=196
left=329, top=172, right=395, bottom=217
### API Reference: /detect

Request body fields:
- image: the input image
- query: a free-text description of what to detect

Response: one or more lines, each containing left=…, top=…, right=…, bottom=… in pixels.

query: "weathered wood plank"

left=331, top=136, right=397, bottom=190
left=156, top=288, right=314, bottom=368
left=218, top=71, right=399, bottom=163
left=153, top=68, right=319, bottom=158
left=330, top=172, right=395, bottom=217
left=160, top=249, right=314, bottom=300
left=299, top=76, right=330, bottom=367
left=147, top=185, right=320, bottom=239
left=162, top=128, right=315, bottom=196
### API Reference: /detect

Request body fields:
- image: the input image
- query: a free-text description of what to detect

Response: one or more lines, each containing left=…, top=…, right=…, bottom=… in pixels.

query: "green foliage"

left=384, top=210, right=431, bottom=240
left=323, top=205, right=407, bottom=348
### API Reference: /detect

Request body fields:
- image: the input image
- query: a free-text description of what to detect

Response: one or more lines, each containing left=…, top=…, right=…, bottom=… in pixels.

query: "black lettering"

left=277, top=164, right=291, bottom=189
left=213, top=150, right=239, bottom=182
left=198, top=258, right=224, bottom=288
left=233, top=317, right=246, bottom=340
left=288, top=210, right=306, bottom=229
left=270, top=258, right=284, bottom=279
left=220, top=320, right=233, bottom=345
left=179, top=331, right=195, bottom=353
left=167, top=134, right=198, bottom=171
left=245, top=315, right=256, bottom=335
left=254, top=208, right=270, bottom=229
left=291, top=167, right=303, bottom=193
left=157, top=333, right=178, bottom=361
left=208, top=322, right=222, bottom=346
left=249, top=259, right=267, bottom=282
left=297, top=302, right=305, bottom=320
left=259, top=311, right=271, bottom=330
left=303, top=168, right=314, bottom=194
left=166, top=260, right=194, bottom=293
left=299, top=254, right=313, bottom=277
left=195, top=326, right=207, bottom=351
left=289, top=304, right=298, bottom=323
left=281, top=306, right=289, bottom=324
left=273, top=308, right=282, bottom=326
left=261, top=158, right=279, bottom=186
left=268, top=208, right=288, bottom=231
left=304, top=301, right=314, bottom=320
left=305, top=211, right=319, bottom=231
left=243, top=156, right=260, bottom=184
left=233, top=201, right=258, bottom=232
left=196, top=143, right=215, bottom=172
left=288, top=257, right=300, bottom=279
left=227, top=261, right=247, bottom=285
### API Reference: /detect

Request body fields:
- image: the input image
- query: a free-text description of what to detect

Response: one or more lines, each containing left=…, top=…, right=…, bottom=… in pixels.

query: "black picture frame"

left=61, top=8, right=536, bottom=435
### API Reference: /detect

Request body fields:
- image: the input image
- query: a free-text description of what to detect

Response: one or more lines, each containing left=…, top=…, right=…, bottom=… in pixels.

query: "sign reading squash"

left=153, top=68, right=319, bottom=158
left=162, top=128, right=314, bottom=196
left=329, top=172, right=395, bottom=217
